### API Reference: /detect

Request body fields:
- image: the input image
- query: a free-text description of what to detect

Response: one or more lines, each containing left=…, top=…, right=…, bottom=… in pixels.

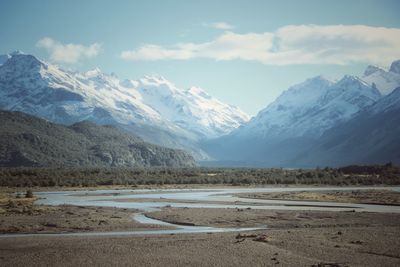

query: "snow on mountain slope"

left=368, top=86, right=400, bottom=115
left=0, top=52, right=249, bottom=158
left=0, top=54, right=164, bottom=127
left=362, top=59, right=400, bottom=95
left=128, top=75, right=250, bottom=138
left=294, top=87, right=400, bottom=167
left=235, top=75, right=380, bottom=139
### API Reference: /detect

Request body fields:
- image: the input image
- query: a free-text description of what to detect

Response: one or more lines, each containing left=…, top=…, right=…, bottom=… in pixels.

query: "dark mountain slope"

left=0, top=111, right=196, bottom=167
left=292, top=88, right=400, bottom=167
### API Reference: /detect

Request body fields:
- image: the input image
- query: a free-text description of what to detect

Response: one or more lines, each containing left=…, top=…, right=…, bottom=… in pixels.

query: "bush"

left=0, top=164, right=398, bottom=187
left=25, top=189, right=33, bottom=198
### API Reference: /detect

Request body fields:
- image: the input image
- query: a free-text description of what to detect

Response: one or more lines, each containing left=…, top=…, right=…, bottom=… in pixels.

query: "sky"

left=1, top=0, right=400, bottom=115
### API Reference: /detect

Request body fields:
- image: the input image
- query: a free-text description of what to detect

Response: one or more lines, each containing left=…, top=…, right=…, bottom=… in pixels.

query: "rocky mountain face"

left=0, top=111, right=196, bottom=168
left=293, top=87, right=400, bottom=167
left=362, top=60, right=400, bottom=95
left=0, top=52, right=249, bottom=160
left=202, top=60, right=400, bottom=167
left=235, top=75, right=380, bottom=139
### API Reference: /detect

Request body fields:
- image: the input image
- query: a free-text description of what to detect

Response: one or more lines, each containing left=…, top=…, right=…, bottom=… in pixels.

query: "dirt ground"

left=146, top=207, right=400, bottom=229
left=1, top=226, right=399, bottom=267
left=0, top=193, right=169, bottom=234
left=1, top=189, right=400, bottom=266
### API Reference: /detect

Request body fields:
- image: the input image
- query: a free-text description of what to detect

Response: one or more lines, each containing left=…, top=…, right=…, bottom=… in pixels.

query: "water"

left=2, top=186, right=399, bottom=238
left=35, top=186, right=400, bottom=213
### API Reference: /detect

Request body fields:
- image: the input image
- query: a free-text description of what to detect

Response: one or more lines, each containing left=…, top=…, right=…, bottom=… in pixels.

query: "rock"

left=236, top=233, right=257, bottom=239
left=253, top=235, right=268, bottom=243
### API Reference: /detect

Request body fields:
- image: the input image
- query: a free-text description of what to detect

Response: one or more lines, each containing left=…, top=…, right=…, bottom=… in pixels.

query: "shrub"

left=25, top=189, right=33, bottom=198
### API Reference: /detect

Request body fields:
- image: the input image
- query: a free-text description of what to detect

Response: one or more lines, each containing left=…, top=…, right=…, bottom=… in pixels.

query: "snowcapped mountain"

left=0, top=54, right=163, bottom=126
left=0, top=51, right=24, bottom=65
left=0, top=53, right=249, bottom=159
left=294, top=87, right=400, bottom=167
left=234, top=74, right=380, bottom=139
left=129, top=75, right=249, bottom=138
left=2, top=51, right=398, bottom=166
left=367, top=86, right=400, bottom=115
left=362, top=60, right=400, bottom=95
left=202, top=64, right=398, bottom=167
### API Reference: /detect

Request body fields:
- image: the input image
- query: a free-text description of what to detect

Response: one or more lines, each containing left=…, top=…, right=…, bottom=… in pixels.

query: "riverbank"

left=236, top=189, right=400, bottom=206
left=0, top=193, right=169, bottom=234
left=1, top=186, right=400, bottom=266
left=145, top=207, right=400, bottom=229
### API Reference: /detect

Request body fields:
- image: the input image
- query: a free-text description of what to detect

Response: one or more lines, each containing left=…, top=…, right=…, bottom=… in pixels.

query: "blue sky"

left=1, top=0, right=400, bottom=115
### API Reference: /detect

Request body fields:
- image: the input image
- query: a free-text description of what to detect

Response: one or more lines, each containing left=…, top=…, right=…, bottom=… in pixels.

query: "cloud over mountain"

left=36, top=37, right=102, bottom=64
left=121, top=25, right=400, bottom=66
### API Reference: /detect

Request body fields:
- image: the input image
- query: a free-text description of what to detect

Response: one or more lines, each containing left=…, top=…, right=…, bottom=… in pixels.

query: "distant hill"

left=0, top=110, right=196, bottom=167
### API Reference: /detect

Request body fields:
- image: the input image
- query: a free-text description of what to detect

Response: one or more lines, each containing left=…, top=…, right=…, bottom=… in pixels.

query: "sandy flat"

left=236, top=189, right=400, bottom=205
left=146, top=207, right=400, bottom=229
left=1, top=226, right=400, bottom=267
left=0, top=194, right=170, bottom=234
left=1, top=189, right=400, bottom=266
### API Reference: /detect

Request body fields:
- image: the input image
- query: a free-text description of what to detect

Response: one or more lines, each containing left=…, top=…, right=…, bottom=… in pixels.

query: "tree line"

left=0, top=164, right=399, bottom=188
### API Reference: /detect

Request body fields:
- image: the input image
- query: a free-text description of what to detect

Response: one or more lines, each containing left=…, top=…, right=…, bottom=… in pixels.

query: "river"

left=2, top=186, right=400, bottom=237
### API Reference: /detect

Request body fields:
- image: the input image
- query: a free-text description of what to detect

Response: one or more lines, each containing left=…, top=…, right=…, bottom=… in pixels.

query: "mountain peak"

left=187, top=86, right=211, bottom=99
left=139, top=75, right=178, bottom=94
left=308, top=75, right=331, bottom=82
left=336, top=75, right=380, bottom=97
left=120, top=79, right=138, bottom=88
left=85, top=67, right=102, bottom=78
left=364, top=65, right=384, bottom=76
left=142, top=75, right=167, bottom=83
left=389, top=59, right=400, bottom=74
left=300, top=75, right=334, bottom=88
left=361, top=60, right=400, bottom=95
left=0, top=53, right=45, bottom=72
left=338, top=75, right=367, bottom=86
left=10, top=50, right=25, bottom=56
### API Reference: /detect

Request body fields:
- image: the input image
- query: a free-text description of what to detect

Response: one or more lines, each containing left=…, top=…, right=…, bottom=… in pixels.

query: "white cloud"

left=121, top=32, right=273, bottom=62
left=204, top=22, right=234, bottom=30
left=36, top=37, right=102, bottom=64
left=120, top=25, right=400, bottom=66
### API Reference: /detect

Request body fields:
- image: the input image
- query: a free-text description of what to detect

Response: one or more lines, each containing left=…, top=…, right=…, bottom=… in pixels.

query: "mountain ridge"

left=0, top=110, right=196, bottom=168
left=0, top=52, right=249, bottom=160
left=1, top=51, right=399, bottom=167
left=202, top=60, right=400, bottom=167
